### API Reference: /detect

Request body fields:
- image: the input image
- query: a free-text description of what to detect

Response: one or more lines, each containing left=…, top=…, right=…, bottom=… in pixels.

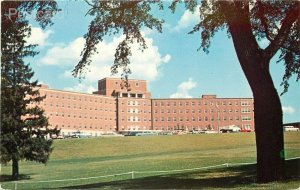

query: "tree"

left=1, top=1, right=60, bottom=180
left=73, top=0, right=299, bottom=183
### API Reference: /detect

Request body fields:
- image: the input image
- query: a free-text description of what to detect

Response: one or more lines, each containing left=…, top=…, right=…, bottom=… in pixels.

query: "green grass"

left=1, top=132, right=299, bottom=189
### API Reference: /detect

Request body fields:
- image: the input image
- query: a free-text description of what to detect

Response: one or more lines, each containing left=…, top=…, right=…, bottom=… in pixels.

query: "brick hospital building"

left=37, top=78, right=254, bottom=136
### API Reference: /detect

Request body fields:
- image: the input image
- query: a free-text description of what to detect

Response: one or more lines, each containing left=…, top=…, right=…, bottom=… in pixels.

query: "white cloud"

left=40, top=33, right=171, bottom=83
left=26, top=27, right=53, bottom=47
left=282, top=106, right=295, bottom=114
left=64, top=83, right=97, bottom=94
left=172, top=7, right=200, bottom=32
left=39, top=33, right=171, bottom=94
left=170, top=78, right=197, bottom=98
left=40, top=37, right=84, bottom=66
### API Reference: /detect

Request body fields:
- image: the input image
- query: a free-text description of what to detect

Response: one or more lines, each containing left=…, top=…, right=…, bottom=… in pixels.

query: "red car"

left=240, top=129, right=252, bottom=132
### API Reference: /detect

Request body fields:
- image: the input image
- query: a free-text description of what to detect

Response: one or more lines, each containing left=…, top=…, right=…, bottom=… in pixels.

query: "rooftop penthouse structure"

left=37, top=78, right=254, bottom=136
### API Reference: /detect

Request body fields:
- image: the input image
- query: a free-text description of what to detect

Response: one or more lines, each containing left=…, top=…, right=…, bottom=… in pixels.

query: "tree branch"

left=257, top=0, right=275, bottom=42
left=263, top=2, right=300, bottom=59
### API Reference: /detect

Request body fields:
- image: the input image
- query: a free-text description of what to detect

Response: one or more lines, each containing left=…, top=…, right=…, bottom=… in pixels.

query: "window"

left=135, top=82, right=139, bottom=87
left=241, top=108, right=251, bottom=113
left=242, top=116, right=251, bottom=121
left=241, top=101, right=250, bottom=106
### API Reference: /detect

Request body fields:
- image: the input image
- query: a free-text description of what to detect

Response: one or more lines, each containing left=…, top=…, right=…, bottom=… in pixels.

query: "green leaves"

left=73, top=1, right=164, bottom=81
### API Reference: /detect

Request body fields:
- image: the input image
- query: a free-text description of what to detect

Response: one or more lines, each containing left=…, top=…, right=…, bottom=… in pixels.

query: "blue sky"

left=25, top=1, right=299, bottom=123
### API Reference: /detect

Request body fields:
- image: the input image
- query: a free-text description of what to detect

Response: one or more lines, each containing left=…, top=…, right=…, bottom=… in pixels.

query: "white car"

left=284, top=126, right=299, bottom=132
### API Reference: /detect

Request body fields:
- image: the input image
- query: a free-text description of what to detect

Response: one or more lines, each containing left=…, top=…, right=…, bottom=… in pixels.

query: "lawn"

left=1, top=132, right=299, bottom=189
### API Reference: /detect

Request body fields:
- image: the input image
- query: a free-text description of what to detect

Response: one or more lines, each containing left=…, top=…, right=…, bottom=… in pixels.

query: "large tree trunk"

left=220, top=3, right=286, bottom=182
left=12, top=157, right=19, bottom=180
left=238, top=47, right=285, bottom=183
left=253, top=69, right=285, bottom=183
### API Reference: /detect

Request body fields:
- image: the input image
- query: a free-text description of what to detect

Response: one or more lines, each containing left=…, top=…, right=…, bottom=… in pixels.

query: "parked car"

left=100, top=132, right=124, bottom=137
left=136, top=131, right=158, bottom=136
left=159, top=131, right=173, bottom=135
left=125, top=131, right=140, bottom=136
left=51, top=134, right=64, bottom=139
left=240, top=129, right=252, bottom=132
left=64, top=134, right=79, bottom=138
left=284, top=126, right=299, bottom=132
left=192, top=129, right=206, bottom=134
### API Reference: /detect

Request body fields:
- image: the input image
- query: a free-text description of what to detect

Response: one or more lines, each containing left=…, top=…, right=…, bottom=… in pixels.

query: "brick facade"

left=37, top=78, right=254, bottom=136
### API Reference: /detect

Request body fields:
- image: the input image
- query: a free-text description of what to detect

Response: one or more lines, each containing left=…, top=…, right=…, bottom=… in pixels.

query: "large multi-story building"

left=37, top=78, right=254, bottom=136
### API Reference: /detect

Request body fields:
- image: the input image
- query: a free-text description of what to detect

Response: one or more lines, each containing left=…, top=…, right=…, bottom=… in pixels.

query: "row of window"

left=53, top=124, right=116, bottom=130
left=152, top=124, right=252, bottom=130
left=120, top=93, right=144, bottom=98
left=44, top=93, right=115, bottom=103
left=122, top=100, right=150, bottom=106
left=48, top=113, right=116, bottom=121
left=123, top=116, right=151, bottom=122
left=153, top=108, right=252, bottom=114
left=42, top=103, right=116, bottom=112
left=153, top=116, right=252, bottom=122
left=153, top=101, right=252, bottom=107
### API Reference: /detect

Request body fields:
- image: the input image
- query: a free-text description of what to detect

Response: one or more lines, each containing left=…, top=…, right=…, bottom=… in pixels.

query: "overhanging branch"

left=263, top=2, right=300, bottom=59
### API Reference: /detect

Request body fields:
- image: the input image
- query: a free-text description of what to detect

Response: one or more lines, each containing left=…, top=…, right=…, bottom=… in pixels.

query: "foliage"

left=72, top=0, right=164, bottom=86
left=76, top=0, right=299, bottom=93
left=0, top=1, right=60, bottom=179
left=189, top=1, right=299, bottom=94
